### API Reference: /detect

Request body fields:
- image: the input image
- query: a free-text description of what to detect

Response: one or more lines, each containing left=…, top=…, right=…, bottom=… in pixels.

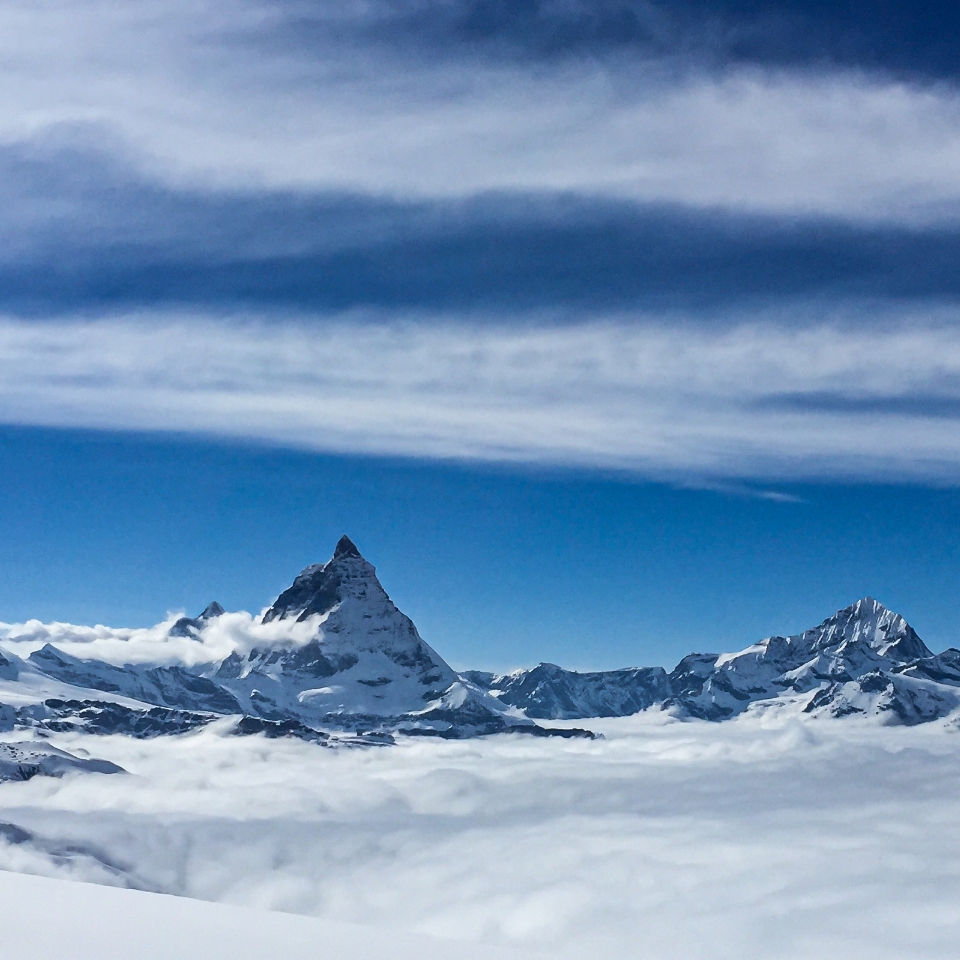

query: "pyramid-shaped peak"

left=200, top=601, right=225, bottom=620
left=808, top=596, right=931, bottom=661
left=333, top=535, right=362, bottom=560
left=262, top=537, right=383, bottom=624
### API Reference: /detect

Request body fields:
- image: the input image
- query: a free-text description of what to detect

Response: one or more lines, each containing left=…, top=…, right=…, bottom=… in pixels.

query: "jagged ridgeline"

left=2, top=539, right=960, bottom=752
left=0, top=536, right=590, bottom=744
left=470, top=597, right=960, bottom=725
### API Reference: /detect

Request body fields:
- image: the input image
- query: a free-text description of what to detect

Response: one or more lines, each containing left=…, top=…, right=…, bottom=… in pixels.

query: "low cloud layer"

left=3, top=310, right=960, bottom=481
left=2, top=715, right=959, bottom=959
left=0, top=612, right=323, bottom=667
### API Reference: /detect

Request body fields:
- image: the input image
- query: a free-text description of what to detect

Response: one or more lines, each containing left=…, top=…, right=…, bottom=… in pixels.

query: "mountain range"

left=2, top=536, right=960, bottom=747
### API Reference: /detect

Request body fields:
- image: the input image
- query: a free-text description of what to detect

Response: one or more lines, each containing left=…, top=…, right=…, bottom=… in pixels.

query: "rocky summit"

left=2, top=542, right=959, bottom=743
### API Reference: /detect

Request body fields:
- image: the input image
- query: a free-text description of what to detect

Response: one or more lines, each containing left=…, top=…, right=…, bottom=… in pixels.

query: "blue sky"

left=4, top=424, right=960, bottom=671
left=3, top=1, right=960, bottom=668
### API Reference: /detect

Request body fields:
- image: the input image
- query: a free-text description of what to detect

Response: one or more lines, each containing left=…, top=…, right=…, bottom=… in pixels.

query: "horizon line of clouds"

left=4, top=308, right=960, bottom=484
left=4, top=4, right=960, bottom=219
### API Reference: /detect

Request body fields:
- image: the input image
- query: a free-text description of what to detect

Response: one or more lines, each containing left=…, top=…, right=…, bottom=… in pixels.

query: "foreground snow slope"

left=2, top=714, right=960, bottom=960
left=0, top=870, right=536, bottom=960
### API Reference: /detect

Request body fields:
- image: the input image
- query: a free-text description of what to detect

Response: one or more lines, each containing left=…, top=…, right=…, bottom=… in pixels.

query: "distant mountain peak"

left=168, top=600, right=226, bottom=637
left=262, top=536, right=381, bottom=624
left=797, top=596, right=930, bottom=660
left=333, top=535, right=362, bottom=560
left=200, top=601, right=225, bottom=620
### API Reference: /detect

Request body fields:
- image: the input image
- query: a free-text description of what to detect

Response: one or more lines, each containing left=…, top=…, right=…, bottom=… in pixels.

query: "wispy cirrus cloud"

left=6, top=139, right=960, bottom=317
left=3, top=309, right=960, bottom=481
left=1, top=3, right=960, bottom=218
left=3, top=2, right=960, bottom=487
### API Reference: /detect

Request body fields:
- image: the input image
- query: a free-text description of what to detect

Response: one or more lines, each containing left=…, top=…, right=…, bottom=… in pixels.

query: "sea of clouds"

left=1, top=712, right=959, bottom=960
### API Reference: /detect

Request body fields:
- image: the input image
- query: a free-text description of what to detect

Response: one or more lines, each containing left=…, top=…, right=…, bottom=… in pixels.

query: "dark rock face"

left=20, top=699, right=215, bottom=737
left=262, top=535, right=362, bottom=624
left=169, top=601, right=226, bottom=638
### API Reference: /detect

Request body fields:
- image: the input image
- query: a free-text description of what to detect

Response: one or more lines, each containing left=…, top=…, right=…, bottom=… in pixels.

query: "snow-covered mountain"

left=2, top=541, right=958, bottom=738
left=0, top=741, right=124, bottom=783
left=0, top=536, right=576, bottom=742
left=463, top=664, right=670, bottom=719
left=474, top=598, right=960, bottom=725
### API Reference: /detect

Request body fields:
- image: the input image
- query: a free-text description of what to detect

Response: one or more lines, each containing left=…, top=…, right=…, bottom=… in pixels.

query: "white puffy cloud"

left=0, top=611, right=324, bottom=666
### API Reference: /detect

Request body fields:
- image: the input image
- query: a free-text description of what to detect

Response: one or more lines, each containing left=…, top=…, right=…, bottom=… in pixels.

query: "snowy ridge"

left=0, top=741, right=123, bottom=782
left=475, top=597, right=960, bottom=725
left=464, top=663, right=670, bottom=720
left=0, top=537, right=581, bottom=741
left=2, top=542, right=959, bottom=735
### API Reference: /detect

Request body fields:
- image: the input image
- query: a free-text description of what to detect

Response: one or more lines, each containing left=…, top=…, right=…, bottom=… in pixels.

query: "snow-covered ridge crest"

left=3, top=549, right=957, bottom=733
left=470, top=597, right=960, bottom=726
left=717, top=596, right=931, bottom=667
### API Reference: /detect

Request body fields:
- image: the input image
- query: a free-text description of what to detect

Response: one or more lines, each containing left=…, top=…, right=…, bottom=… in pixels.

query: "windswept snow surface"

left=2, top=713, right=960, bottom=960
left=0, top=870, right=537, bottom=960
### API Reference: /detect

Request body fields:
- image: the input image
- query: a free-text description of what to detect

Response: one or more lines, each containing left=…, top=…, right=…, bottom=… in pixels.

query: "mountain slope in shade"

left=464, top=664, right=670, bottom=720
